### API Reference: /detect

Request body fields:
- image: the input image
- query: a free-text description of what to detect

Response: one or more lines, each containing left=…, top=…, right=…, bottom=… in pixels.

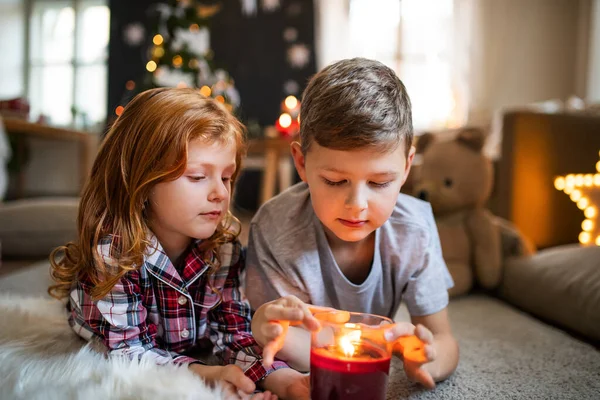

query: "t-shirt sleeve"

left=244, top=221, right=310, bottom=311
left=403, top=206, right=454, bottom=317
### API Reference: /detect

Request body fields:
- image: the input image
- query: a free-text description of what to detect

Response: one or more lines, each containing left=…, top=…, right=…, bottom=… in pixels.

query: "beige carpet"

left=1, top=261, right=599, bottom=399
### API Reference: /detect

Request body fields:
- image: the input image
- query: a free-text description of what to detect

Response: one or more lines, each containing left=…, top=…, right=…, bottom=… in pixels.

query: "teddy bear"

left=410, top=127, right=534, bottom=297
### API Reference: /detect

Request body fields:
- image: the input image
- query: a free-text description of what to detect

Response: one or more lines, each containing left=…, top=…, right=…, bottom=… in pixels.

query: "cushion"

left=0, top=197, right=79, bottom=258
left=500, top=244, right=600, bottom=341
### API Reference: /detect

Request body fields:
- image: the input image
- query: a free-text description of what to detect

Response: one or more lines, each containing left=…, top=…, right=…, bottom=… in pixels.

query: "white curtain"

left=313, top=0, right=351, bottom=69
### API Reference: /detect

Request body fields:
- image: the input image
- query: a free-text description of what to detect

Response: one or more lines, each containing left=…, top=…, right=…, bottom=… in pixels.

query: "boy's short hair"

left=299, top=57, right=413, bottom=156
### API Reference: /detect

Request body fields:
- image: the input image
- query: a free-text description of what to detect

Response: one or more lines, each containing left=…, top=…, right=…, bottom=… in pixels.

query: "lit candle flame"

left=339, top=327, right=361, bottom=357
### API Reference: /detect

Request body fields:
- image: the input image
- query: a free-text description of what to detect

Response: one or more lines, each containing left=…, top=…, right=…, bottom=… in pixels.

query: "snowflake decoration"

left=171, top=27, right=210, bottom=56
left=283, top=80, right=300, bottom=95
left=287, top=44, right=310, bottom=69
left=283, top=27, right=298, bottom=42
left=240, top=0, right=257, bottom=16
left=123, top=23, right=145, bottom=47
left=262, top=0, right=281, bottom=12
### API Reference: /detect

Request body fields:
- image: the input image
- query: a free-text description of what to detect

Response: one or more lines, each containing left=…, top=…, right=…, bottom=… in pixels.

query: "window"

left=349, top=0, right=458, bottom=131
left=28, top=0, right=109, bottom=130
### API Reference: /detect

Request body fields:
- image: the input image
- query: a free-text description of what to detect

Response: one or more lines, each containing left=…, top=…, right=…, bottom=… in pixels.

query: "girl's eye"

left=188, top=176, right=205, bottom=182
left=323, top=178, right=345, bottom=186
left=222, top=177, right=232, bottom=183
left=370, top=181, right=391, bottom=188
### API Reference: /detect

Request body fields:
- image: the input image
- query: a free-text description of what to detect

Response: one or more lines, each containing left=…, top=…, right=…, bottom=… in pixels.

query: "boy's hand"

left=252, top=295, right=321, bottom=368
left=262, top=368, right=310, bottom=400
left=189, top=364, right=278, bottom=399
left=384, top=323, right=437, bottom=389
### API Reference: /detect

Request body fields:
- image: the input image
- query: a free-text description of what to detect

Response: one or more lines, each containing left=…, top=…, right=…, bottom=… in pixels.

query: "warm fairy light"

left=578, top=198, right=589, bottom=210
left=582, top=219, right=594, bottom=232
left=279, top=113, right=292, bottom=128
left=153, top=46, right=165, bottom=58
left=555, top=151, right=600, bottom=246
left=190, top=23, right=200, bottom=32
left=199, top=85, right=211, bottom=97
left=153, top=34, right=164, bottom=45
left=585, top=174, right=594, bottom=187
left=579, top=232, right=591, bottom=244
left=585, top=206, right=597, bottom=219
left=115, top=106, right=124, bottom=116
left=554, top=177, right=565, bottom=191
left=285, top=95, right=298, bottom=110
left=338, top=328, right=361, bottom=358
left=125, top=80, right=135, bottom=90
left=215, top=95, right=225, bottom=103
left=172, top=55, right=183, bottom=67
left=146, top=60, right=157, bottom=72
left=188, top=58, right=199, bottom=69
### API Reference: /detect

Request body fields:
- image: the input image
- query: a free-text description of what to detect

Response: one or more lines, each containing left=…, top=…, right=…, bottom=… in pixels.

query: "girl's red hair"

left=49, top=88, right=246, bottom=299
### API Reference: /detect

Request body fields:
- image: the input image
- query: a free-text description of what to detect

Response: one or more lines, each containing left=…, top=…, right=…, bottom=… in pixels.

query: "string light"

left=153, top=34, right=164, bottom=45
left=199, top=86, right=211, bottom=97
left=172, top=55, right=183, bottom=67
left=125, top=80, right=135, bottom=90
left=279, top=113, right=292, bottom=128
left=153, top=47, right=165, bottom=58
left=146, top=61, right=157, bottom=72
left=555, top=151, right=600, bottom=245
left=284, top=95, right=298, bottom=110
left=190, top=24, right=200, bottom=32
left=115, top=106, right=124, bottom=116
left=215, top=95, right=225, bottom=103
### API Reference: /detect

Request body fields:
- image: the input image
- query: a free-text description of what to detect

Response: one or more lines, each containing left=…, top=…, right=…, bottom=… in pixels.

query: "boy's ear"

left=290, top=141, right=307, bottom=182
left=401, top=145, right=416, bottom=186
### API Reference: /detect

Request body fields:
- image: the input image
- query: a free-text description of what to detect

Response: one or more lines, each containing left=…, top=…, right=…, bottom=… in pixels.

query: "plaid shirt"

left=69, top=235, right=287, bottom=382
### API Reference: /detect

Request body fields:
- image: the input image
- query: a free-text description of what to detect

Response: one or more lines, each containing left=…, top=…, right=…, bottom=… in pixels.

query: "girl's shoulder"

left=215, top=238, right=244, bottom=268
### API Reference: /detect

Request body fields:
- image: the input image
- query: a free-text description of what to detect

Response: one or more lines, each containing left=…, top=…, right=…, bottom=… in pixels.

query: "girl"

left=49, top=88, right=307, bottom=399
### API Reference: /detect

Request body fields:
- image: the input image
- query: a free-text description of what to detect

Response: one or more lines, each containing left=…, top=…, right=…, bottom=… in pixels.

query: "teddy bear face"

left=413, top=133, right=493, bottom=216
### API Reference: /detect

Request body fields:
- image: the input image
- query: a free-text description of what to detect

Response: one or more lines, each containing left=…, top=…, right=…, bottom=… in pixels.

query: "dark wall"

left=107, top=0, right=316, bottom=127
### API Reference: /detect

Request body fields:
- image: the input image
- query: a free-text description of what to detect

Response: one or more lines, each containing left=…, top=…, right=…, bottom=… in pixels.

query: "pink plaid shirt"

left=69, top=235, right=287, bottom=382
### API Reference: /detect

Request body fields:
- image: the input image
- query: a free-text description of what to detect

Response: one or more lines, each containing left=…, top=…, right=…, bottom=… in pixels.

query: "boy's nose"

left=345, top=189, right=368, bottom=210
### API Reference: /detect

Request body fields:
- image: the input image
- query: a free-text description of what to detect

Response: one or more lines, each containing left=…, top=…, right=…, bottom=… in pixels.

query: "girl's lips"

left=200, top=211, right=222, bottom=219
left=338, top=219, right=367, bottom=227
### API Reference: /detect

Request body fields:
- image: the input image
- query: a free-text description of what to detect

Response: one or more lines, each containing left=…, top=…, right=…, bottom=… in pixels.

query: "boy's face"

left=292, top=141, right=415, bottom=243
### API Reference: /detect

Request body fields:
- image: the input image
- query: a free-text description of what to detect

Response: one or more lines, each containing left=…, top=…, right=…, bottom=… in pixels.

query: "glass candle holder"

left=310, top=311, right=393, bottom=400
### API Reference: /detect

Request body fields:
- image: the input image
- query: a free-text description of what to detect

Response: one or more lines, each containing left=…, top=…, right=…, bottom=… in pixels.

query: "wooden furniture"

left=246, top=127, right=295, bottom=205
left=3, top=118, right=98, bottom=199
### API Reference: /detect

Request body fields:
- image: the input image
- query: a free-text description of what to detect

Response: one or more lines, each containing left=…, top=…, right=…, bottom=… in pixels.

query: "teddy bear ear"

left=456, top=127, right=486, bottom=151
left=415, top=132, right=435, bottom=154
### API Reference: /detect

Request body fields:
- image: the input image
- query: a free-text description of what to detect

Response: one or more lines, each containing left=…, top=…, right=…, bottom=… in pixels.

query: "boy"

left=246, top=58, right=458, bottom=389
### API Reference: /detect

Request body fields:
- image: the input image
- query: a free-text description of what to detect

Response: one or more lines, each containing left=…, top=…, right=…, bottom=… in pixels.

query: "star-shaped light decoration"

left=554, top=150, right=600, bottom=246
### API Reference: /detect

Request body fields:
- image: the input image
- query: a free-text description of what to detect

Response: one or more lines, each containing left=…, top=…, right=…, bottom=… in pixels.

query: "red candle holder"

left=310, top=311, right=393, bottom=400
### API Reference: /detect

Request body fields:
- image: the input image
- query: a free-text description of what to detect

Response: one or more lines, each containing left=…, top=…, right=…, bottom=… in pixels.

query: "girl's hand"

left=384, top=323, right=437, bottom=389
left=251, top=296, right=321, bottom=367
left=189, top=363, right=278, bottom=399
left=262, top=368, right=310, bottom=400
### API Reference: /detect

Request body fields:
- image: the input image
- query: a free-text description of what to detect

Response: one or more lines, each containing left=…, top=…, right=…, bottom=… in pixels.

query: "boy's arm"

left=411, top=308, right=459, bottom=382
left=245, top=221, right=310, bottom=310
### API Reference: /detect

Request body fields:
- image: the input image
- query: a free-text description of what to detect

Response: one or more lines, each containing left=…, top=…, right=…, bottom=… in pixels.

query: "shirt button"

left=178, top=296, right=188, bottom=305
left=180, top=329, right=190, bottom=338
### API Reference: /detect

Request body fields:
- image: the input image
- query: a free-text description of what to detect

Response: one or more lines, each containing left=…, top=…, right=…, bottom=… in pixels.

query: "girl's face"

left=147, top=138, right=237, bottom=255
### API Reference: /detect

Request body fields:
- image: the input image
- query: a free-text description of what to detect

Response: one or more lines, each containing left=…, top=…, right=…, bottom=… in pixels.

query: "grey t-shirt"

left=245, top=182, right=454, bottom=319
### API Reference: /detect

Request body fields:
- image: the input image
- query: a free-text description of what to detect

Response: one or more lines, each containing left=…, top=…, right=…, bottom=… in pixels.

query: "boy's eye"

left=370, top=181, right=391, bottom=188
left=323, top=178, right=345, bottom=186
left=188, top=176, right=205, bottom=182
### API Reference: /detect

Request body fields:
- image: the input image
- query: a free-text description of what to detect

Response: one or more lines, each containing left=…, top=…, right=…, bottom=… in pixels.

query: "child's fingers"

left=415, top=324, right=434, bottom=344
left=222, top=365, right=256, bottom=394
left=262, top=322, right=283, bottom=340
left=384, top=322, right=416, bottom=342
left=424, top=343, right=436, bottom=361
left=407, top=362, right=435, bottom=390
left=261, top=341, right=279, bottom=368
left=264, top=304, right=305, bottom=322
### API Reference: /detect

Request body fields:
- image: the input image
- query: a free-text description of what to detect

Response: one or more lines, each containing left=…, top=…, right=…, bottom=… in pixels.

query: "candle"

left=310, top=312, right=393, bottom=400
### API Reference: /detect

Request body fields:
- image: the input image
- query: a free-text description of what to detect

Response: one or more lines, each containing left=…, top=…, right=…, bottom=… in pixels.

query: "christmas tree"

left=119, top=0, right=239, bottom=115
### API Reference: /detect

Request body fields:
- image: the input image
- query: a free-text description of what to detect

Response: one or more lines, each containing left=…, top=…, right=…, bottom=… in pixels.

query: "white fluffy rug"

left=0, top=295, right=225, bottom=400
